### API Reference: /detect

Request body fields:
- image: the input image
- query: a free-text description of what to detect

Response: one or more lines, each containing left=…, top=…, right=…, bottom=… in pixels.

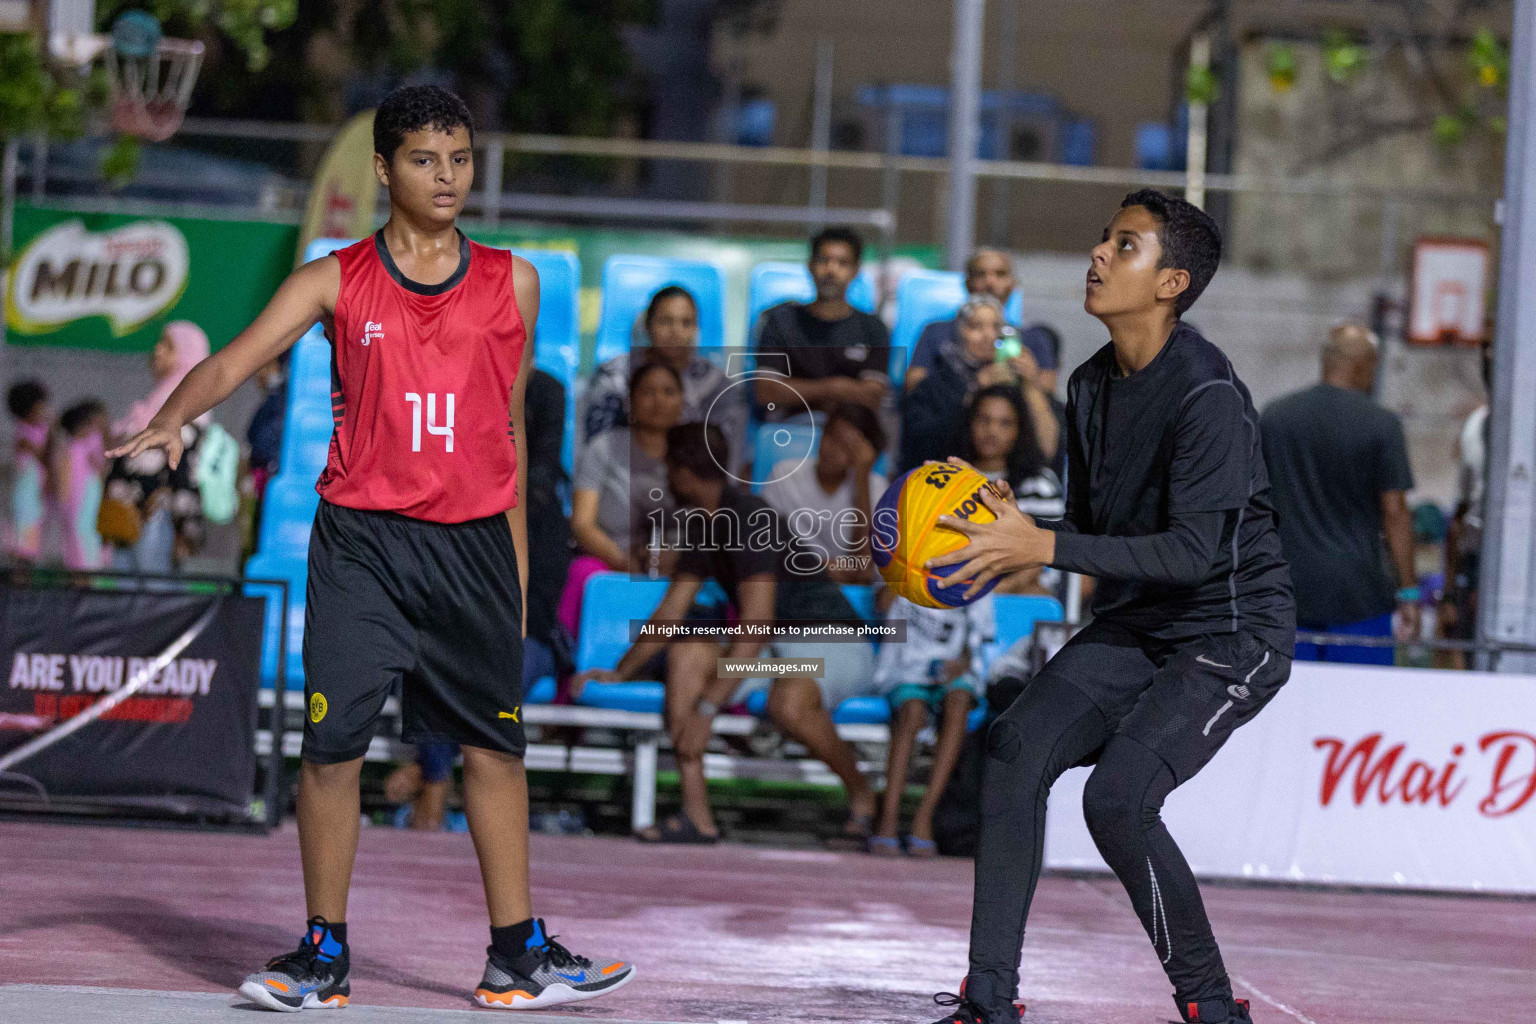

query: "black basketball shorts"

left=301, top=500, right=525, bottom=764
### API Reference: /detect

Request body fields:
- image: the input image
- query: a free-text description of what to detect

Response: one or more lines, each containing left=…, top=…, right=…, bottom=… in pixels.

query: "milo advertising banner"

left=4, top=204, right=298, bottom=352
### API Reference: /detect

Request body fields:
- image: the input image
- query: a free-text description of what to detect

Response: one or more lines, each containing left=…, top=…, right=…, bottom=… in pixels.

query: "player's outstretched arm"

left=106, top=255, right=341, bottom=468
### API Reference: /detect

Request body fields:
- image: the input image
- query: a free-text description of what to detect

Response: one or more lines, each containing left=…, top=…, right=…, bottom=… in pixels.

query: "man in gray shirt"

left=1261, top=323, right=1419, bottom=664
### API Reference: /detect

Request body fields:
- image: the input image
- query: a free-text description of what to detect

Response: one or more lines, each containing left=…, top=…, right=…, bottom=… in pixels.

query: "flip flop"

left=905, top=835, right=938, bottom=858
left=866, top=834, right=903, bottom=857
left=636, top=815, right=719, bottom=845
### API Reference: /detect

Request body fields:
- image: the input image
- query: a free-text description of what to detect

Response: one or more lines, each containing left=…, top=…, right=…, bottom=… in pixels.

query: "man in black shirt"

left=754, top=226, right=890, bottom=420
left=923, top=190, right=1294, bottom=1024
left=575, top=422, right=877, bottom=844
left=1261, top=323, right=1418, bottom=664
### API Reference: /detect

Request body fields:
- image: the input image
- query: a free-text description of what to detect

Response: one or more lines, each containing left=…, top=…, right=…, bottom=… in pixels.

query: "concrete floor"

left=1, top=821, right=1532, bottom=1023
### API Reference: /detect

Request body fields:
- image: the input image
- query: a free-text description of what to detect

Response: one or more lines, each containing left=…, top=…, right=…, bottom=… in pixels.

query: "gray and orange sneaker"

left=238, top=917, right=350, bottom=1012
left=473, top=919, right=634, bottom=1010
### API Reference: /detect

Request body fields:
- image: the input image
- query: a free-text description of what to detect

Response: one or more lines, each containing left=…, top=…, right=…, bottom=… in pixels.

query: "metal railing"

left=12, top=116, right=1496, bottom=264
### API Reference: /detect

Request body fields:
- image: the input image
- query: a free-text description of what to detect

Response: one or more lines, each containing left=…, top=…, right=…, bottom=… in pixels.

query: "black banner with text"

left=0, top=585, right=264, bottom=818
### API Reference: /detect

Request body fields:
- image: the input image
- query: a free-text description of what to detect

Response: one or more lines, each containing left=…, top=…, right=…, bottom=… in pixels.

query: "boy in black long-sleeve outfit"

left=923, top=190, right=1294, bottom=1024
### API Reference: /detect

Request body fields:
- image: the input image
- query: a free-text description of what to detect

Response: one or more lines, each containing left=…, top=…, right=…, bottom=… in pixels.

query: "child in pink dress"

left=54, top=399, right=110, bottom=570
left=5, top=380, right=55, bottom=563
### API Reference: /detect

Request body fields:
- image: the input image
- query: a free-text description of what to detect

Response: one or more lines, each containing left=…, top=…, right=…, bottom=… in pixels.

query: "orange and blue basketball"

left=871, top=462, right=1003, bottom=609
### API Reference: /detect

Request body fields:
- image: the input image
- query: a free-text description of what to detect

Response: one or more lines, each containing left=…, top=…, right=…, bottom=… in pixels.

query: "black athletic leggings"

left=968, top=672, right=1231, bottom=1007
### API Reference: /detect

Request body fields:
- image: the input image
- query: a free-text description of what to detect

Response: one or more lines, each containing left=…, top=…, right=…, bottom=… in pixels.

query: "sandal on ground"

left=905, top=835, right=938, bottom=858
left=866, top=834, right=903, bottom=857
left=636, top=815, right=719, bottom=845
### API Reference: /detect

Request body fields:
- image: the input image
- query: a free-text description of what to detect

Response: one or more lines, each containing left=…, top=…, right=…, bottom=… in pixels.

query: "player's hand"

left=569, top=668, right=619, bottom=699
left=1008, top=349, right=1041, bottom=386
left=853, top=374, right=888, bottom=408
left=927, top=477, right=1053, bottom=599
left=847, top=430, right=878, bottom=475
left=1396, top=600, right=1422, bottom=643
left=976, top=361, right=1013, bottom=388
left=106, top=417, right=186, bottom=469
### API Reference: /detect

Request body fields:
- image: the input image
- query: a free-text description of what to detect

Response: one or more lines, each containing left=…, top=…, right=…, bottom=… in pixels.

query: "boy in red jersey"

left=109, top=86, right=634, bottom=1013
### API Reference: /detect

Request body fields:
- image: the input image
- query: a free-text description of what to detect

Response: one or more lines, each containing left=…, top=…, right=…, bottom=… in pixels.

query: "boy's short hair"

left=374, top=85, right=475, bottom=161
left=825, top=401, right=886, bottom=454
left=1120, top=188, right=1221, bottom=316
left=60, top=399, right=107, bottom=435
left=810, top=226, right=864, bottom=264
left=6, top=379, right=47, bottom=420
left=665, top=421, right=729, bottom=482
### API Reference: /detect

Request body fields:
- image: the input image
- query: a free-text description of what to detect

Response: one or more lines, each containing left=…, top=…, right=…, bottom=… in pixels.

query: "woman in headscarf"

left=103, top=321, right=212, bottom=574
left=899, top=296, right=1060, bottom=473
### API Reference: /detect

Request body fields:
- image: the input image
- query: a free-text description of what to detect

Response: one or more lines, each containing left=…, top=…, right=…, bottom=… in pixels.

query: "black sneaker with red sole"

left=1177, top=995, right=1253, bottom=1023
left=928, top=975, right=1025, bottom=1024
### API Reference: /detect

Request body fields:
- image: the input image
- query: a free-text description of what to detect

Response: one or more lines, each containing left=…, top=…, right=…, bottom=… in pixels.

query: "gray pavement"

left=0, top=985, right=692, bottom=1024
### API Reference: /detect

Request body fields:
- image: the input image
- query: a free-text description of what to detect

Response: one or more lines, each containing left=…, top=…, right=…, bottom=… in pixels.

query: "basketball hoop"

left=105, top=11, right=204, bottom=143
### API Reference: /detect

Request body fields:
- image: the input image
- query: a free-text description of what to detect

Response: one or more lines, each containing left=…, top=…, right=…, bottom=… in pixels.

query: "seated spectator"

left=870, top=592, right=994, bottom=857
left=761, top=402, right=887, bottom=583
left=905, top=248, right=1060, bottom=395
left=573, top=422, right=877, bottom=844
left=53, top=399, right=110, bottom=571
left=561, top=362, right=684, bottom=633
left=901, top=298, right=1059, bottom=473
left=524, top=364, right=576, bottom=682
left=102, top=322, right=211, bottom=574
left=5, top=379, right=53, bottom=564
left=581, top=285, right=746, bottom=464
left=962, top=383, right=1063, bottom=596
left=246, top=356, right=287, bottom=496
left=754, top=226, right=889, bottom=420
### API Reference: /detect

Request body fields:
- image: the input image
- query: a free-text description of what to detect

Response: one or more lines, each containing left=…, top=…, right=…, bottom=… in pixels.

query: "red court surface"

left=1, top=820, right=1532, bottom=1023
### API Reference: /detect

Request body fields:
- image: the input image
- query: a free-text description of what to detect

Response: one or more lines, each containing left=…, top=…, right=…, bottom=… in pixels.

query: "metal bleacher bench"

left=255, top=579, right=1061, bottom=831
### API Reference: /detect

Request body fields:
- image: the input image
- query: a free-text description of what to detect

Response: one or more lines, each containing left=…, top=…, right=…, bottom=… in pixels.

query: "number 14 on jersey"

left=405, top=392, right=455, bottom=452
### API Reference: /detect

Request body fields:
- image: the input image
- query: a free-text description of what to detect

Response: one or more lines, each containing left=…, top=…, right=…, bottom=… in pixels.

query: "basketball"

left=872, top=461, right=1004, bottom=609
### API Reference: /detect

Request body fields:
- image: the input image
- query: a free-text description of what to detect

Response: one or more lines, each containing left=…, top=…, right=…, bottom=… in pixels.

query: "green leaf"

left=1322, top=28, right=1368, bottom=84
left=1185, top=64, right=1219, bottom=106
left=99, top=134, right=142, bottom=187
left=1432, top=112, right=1466, bottom=148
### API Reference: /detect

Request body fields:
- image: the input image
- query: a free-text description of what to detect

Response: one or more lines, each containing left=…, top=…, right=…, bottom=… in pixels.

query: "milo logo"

left=5, top=219, right=190, bottom=336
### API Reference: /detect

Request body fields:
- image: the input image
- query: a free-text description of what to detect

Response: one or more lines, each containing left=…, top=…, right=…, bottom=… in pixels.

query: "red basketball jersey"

left=316, top=231, right=525, bottom=523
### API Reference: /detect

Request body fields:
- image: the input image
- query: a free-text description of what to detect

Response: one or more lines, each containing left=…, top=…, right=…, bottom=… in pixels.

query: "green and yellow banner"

left=4, top=204, right=297, bottom=352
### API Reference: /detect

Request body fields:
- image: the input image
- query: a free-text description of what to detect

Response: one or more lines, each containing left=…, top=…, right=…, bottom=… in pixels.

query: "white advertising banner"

left=1043, top=662, right=1536, bottom=894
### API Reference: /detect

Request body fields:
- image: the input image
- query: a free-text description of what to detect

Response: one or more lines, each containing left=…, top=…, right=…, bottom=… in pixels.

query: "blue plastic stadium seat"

left=255, top=477, right=320, bottom=559
left=748, top=261, right=877, bottom=336
left=832, top=695, right=890, bottom=725
left=245, top=552, right=308, bottom=689
left=751, top=422, right=818, bottom=492
left=525, top=676, right=557, bottom=704
left=577, top=680, right=667, bottom=714
left=594, top=256, right=727, bottom=366
left=573, top=573, right=671, bottom=713
left=507, top=248, right=581, bottom=473
left=840, top=583, right=876, bottom=622
left=988, top=594, right=1065, bottom=663
left=890, top=270, right=1025, bottom=379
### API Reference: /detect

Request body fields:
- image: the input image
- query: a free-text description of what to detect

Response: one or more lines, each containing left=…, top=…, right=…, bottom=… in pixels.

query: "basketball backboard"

left=1408, top=237, right=1490, bottom=347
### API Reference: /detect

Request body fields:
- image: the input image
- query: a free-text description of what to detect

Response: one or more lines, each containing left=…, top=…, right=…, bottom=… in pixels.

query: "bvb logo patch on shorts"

left=309, top=692, right=328, bottom=723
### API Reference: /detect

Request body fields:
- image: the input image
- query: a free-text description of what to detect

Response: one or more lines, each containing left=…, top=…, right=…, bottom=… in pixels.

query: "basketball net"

left=107, top=38, right=204, bottom=143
